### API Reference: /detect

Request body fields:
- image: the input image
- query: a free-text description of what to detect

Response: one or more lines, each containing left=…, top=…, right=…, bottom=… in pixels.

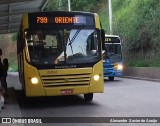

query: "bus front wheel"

left=84, top=93, right=93, bottom=101
left=108, top=77, right=114, bottom=81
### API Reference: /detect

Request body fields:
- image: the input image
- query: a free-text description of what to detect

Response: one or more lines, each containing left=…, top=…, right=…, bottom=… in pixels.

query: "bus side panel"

left=89, top=60, right=104, bottom=93
left=94, top=14, right=101, bottom=29
left=23, top=54, right=45, bottom=97
left=22, top=13, right=29, bottom=34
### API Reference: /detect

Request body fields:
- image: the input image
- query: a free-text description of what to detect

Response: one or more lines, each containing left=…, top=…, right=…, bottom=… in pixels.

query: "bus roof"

left=25, top=10, right=96, bottom=16
left=105, top=34, right=120, bottom=38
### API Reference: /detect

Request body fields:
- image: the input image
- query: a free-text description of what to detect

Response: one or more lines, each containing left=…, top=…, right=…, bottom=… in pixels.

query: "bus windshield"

left=104, top=44, right=122, bottom=63
left=25, top=28, right=100, bottom=65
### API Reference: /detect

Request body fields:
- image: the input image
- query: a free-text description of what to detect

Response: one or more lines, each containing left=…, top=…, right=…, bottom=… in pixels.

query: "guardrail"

left=123, top=67, right=160, bottom=81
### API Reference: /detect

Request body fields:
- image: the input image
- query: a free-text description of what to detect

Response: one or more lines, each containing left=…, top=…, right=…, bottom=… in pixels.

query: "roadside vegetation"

left=111, top=0, right=160, bottom=67
left=0, top=0, right=159, bottom=71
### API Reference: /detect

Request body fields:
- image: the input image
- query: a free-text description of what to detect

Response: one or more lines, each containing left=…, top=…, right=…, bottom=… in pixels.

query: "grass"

left=126, top=58, right=160, bottom=67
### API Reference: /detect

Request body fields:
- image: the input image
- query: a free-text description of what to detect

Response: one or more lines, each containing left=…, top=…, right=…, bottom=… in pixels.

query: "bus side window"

left=86, top=31, right=98, bottom=56
left=17, top=31, right=24, bottom=53
left=56, top=32, right=63, bottom=53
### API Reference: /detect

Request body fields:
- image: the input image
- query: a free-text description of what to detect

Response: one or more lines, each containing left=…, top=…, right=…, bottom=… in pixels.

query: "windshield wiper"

left=68, top=37, right=73, bottom=54
left=68, top=28, right=82, bottom=54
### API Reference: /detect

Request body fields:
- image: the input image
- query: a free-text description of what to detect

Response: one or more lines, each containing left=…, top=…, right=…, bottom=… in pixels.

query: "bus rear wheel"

left=108, top=77, right=114, bottom=81
left=84, top=93, right=93, bottom=101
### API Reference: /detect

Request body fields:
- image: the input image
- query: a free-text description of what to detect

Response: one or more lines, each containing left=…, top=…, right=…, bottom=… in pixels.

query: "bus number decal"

left=37, top=17, right=48, bottom=23
left=47, top=71, right=58, bottom=74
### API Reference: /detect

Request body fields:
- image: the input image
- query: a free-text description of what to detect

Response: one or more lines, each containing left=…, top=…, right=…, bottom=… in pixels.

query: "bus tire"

left=22, top=90, right=32, bottom=103
left=108, top=77, right=114, bottom=81
left=84, top=93, right=93, bottom=101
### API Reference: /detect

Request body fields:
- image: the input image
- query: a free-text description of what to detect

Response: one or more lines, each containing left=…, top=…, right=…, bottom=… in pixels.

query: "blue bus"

left=103, top=35, right=123, bottom=81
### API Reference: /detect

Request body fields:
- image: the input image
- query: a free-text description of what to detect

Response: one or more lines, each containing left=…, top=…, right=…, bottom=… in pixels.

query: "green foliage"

left=71, top=0, right=100, bottom=12
left=9, top=64, right=18, bottom=72
left=127, top=59, right=150, bottom=67
left=45, top=0, right=104, bottom=12
left=8, top=55, right=18, bottom=72
left=109, top=0, right=160, bottom=67
left=44, top=0, right=59, bottom=11
left=127, top=58, right=160, bottom=67
left=12, top=33, right=17, bottom=41
left=99, top=10, right=109, bottom=33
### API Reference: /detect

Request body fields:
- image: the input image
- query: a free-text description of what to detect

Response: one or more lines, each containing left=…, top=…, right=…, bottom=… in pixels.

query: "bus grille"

left=41, top=73, right=91, bottom=87
left=103, top=64, right=114, bottom=68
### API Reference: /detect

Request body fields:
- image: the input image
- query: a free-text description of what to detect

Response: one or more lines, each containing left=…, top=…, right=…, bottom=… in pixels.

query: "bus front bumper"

left=103, top=68, right=123, bottom=77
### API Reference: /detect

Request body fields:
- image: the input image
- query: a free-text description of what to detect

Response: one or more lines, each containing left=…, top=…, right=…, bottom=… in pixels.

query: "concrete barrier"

left=123, top=67, right=160, bottom=81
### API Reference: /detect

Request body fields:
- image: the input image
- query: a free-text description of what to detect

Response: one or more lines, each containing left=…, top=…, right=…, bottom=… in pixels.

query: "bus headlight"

left=31, top=77, right=38, bottom=84
left=93, top=75, right=100, bottom=81
left=117, top=64, right=123, bottom=70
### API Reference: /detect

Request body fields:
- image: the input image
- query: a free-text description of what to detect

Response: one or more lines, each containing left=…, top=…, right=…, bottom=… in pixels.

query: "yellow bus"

left=17, top=11, right=105, bottom=101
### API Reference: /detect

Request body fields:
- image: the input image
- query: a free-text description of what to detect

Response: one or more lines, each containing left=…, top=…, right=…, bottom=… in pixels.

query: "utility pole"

left=58, top=0, right=62, bottom=10
left=68, top=0, right=71, bottom=11
left=108, top=0, right=113, bottom=34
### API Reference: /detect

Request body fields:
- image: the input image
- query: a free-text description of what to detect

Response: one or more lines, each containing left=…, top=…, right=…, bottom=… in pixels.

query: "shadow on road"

left=104, top=79, right=121, bottom=82
left=15, top=90, right=96, bottom=109
left=104, top=78, right=122, bottom=84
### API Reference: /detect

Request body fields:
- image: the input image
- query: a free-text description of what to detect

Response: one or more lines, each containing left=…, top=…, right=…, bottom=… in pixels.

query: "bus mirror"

left=43, top=34, right=46, bottom=40
left=27, top=40, right=33, bottom=43
left=43, top=42, right=46, bottom=45
left=25, top=33, right=31, bottom=40
left=102, top=50, right=106, bottom=59
left=101, top=29, right=105, bottom=50
left=101, top=29, right=105, bottom=41
left=21, top=38, right=25, bottom=49
left=17, top=38, right=25, bottom=53
left=37, top=32, right=46, bottom=40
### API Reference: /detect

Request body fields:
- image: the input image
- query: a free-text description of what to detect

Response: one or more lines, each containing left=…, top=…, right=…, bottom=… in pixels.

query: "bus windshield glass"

left=25, top=28, right=100, bottom=65
left=104, top=37, right=122, bottom=63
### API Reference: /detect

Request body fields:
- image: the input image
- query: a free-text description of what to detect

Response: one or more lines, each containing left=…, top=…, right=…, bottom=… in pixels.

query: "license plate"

left=60, top=89, right=73, bottom=95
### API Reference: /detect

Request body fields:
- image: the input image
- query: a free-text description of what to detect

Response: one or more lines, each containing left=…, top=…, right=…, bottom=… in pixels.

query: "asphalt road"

left=2, top=73, right=160, bottom=126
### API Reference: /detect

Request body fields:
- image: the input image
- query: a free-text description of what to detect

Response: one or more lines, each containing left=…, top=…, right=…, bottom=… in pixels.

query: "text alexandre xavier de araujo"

left=110, top=118, right=157, bottom=123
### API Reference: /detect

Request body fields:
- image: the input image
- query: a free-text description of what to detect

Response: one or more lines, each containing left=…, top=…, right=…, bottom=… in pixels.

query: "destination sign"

left=28, top=12, right=95, bottom=29
left=105, top=37, right=120, bottom=43
left=36, top=16, right=83, bottom=24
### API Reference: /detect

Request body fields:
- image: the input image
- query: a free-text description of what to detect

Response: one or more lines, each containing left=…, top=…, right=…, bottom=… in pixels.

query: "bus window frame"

left=23, top=28, right=102, bottom=69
